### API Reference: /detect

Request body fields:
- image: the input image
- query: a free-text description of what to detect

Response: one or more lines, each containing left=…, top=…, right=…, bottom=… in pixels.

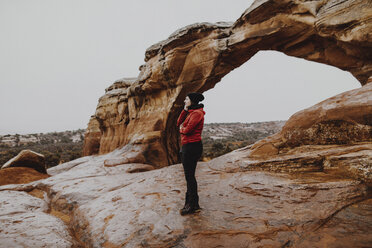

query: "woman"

left=176, top=92, right=205, bottom=215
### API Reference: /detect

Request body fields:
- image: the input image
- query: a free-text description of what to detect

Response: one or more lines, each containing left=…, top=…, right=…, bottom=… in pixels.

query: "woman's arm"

left=177, top=109, right=188, bottom=127
left=180, top=111, right=203, bottom=135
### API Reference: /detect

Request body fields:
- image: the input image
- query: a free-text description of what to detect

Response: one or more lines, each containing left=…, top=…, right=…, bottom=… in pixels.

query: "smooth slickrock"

left=0, top=190, right=48, bottom=215
left=83, top=0, right=372, bottom=169
left=0, top=152, right=370, bottom=247
left=0, top=190, right=75, bottom=248
left=291, top=198, right=372, bottom=248
left=1, top=149, right=47, bottom=174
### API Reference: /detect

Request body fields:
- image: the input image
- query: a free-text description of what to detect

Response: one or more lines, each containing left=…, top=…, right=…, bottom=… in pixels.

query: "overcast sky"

left=0, top=0, right=360, bottom=135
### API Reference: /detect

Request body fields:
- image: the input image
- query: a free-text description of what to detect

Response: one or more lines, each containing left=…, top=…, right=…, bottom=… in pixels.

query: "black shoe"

left=183, top=192, right=190, bottom=209
left=179, top=204, right=201, bottom=216
left=194, top=203, right=201, bottom=210
left=180, top=203, right=188, bottom=211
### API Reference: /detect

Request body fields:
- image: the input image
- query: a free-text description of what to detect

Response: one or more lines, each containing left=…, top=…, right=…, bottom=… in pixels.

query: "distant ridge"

left=0, top=121, right=286, bottom=166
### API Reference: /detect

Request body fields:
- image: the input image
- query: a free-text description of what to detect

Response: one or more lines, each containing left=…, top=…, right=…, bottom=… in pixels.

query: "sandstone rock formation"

left=0, top=153, right=371, bottom=247
left=83, top=0, right=372, bottom=169
left=2, top=0, right=370, bottom=246
left=1, top=149, right=47, bottom=174
left=83, top=78, right=136, bottom=157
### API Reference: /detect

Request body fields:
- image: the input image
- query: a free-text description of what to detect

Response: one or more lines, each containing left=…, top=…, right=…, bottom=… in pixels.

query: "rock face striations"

left=83, top=78, right=136, bottom=157
left=83, top=0, right=372, bottom=169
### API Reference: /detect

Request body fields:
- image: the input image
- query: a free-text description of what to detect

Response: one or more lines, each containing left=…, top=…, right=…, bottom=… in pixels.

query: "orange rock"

left=0, top=167, right=49, bottom=186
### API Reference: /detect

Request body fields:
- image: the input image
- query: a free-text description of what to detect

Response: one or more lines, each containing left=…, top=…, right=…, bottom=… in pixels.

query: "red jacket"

left=177, top=108, right=205, bottom=145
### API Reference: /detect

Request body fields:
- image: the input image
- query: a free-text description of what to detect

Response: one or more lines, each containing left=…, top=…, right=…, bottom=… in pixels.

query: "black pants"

left=181, top=141, right=203, bottom=208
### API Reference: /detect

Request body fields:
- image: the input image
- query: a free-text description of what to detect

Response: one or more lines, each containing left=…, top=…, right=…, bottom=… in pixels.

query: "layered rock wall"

left=83, top=0, right=372, bottom=168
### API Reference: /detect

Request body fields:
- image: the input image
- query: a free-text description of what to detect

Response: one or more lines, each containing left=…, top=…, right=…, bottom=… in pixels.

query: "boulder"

left=245, top=80, right=372, bottom=185
left=1, top=149, right=47, bottom=174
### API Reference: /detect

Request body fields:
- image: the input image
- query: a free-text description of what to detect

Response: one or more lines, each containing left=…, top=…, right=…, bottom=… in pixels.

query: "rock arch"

left=83, top=0, right=372, bottom=167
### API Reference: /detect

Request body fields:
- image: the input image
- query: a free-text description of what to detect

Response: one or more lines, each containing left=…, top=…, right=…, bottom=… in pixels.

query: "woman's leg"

left=181, top=142, right=203, bottom=210
left=183, top=153, right=198, bottom=206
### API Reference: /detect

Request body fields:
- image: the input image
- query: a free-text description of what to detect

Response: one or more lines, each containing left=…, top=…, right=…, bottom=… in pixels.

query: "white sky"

left=0, top=0, right=360, bottom=135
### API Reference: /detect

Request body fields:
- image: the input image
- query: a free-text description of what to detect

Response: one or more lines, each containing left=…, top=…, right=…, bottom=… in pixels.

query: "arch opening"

left=167, top=50, right=361, bottom=164
left=203, top=50, right=360, bottom=124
